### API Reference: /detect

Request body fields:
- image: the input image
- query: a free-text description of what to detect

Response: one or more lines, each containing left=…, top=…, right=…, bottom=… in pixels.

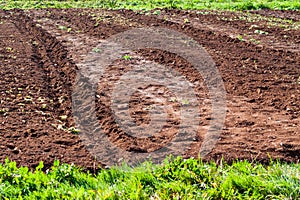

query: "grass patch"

left=0, top=0, right=300, bottom=10
left=0, top=157, right=299, bottom=199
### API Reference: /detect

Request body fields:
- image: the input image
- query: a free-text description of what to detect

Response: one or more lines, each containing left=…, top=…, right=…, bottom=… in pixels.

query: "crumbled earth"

left=0, top=8, right=299, bottom=169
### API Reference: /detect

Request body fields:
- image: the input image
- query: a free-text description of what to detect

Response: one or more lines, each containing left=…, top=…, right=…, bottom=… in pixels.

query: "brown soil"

left=0, top=8, right=299, bottom=169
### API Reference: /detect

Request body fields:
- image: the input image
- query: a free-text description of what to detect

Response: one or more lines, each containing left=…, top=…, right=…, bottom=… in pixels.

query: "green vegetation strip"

left=0, top=0, right=300, bottom=10
left=0, top=157, right=299, bottom=199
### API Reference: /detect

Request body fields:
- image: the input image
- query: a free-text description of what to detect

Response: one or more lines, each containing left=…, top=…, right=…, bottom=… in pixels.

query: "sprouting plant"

left=145, top=104, right=156, bottom=111
left=249, top=38, right=261, bottom=44
left=60, top=115, right=68, bottom=121
left=68, top=127, right=80, bottom=134
left=51, top=123, right=80, bottom=134
left=92, top=47, right=101, bottom=53
left=169, top=97, right=177, bottom=102
left=254, top=29, right=268, bottom=35
left=0, top=108, right=8, bottom=114
left=181, top=99, right=190, bottom=105
left=237, top=35, right=244, bottom=41
left=24, top=96, right=33, bottom=103
left=37, top=97, right=46, bottom=103
left=183, top=18, right=189, bottom=23
left=5, top=47, right=13, bottom=52
left=123, top=54, right=132, bottom=60
left=41, top=104, right=47, bottom=109
left=32, top=41, right=39, bottom=46
left=67, top=27, right=72, bottom=33
left=152, top=10, right=161, bottom=15
left=58, top=25, right=67, bottom=30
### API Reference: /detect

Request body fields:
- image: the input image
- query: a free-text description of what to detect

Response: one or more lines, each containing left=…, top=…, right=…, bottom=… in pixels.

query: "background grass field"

left=0, top=0, right=300, bottom=10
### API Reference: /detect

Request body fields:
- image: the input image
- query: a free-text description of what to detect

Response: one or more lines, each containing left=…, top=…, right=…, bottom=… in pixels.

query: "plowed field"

left=0, top=8, right=299, bottom=169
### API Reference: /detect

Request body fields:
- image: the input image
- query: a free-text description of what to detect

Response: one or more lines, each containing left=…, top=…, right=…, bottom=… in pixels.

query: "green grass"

left=0, top=157, right=299, bottom=199
left=0, top=0, right=300, bottom=10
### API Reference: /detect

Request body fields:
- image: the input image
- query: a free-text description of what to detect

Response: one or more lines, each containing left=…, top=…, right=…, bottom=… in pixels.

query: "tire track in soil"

left=0, top=10, right=102, bottom=171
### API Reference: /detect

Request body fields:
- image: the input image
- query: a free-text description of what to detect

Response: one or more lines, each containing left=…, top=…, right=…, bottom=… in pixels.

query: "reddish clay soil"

left=0, top=8, right=299, bottom=169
